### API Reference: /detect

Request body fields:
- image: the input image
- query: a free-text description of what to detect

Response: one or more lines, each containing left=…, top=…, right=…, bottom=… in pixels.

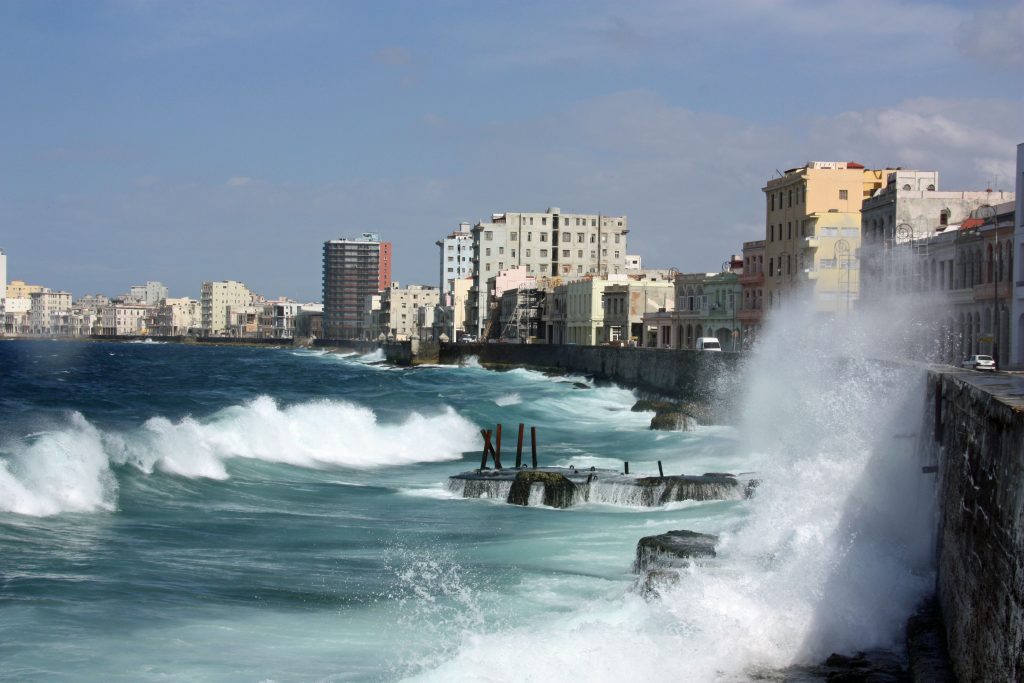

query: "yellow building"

left=7, top=280, right=44, bottom=300
left=762, top=162, right=887, bottom=314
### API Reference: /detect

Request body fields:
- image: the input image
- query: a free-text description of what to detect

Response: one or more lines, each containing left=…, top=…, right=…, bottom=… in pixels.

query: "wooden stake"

left=624, top=461, right=629, bottom=475
left=493, top=423, right=503, bottom=470
left=657, top=460, right=664, bottom=479
left=530, top=427, right=538, bottom=469
left=480, top=429, right=491, bottom=469
left=516, top=423, right=525, bottom=468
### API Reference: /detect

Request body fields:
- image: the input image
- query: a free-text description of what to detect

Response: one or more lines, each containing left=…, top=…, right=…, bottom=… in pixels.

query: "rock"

left=572, top=382, right=590, bottom=390
left=633, top=529, right=717, bottom=573
left=632, top=474, right=744, bottom=505
left=639, top=568, right=680, bottom=598
left=649, top=410, right=696, bottom=431
left=905, top=598, right=956, bottom=682
left=507, top=470, right=577, bottom=508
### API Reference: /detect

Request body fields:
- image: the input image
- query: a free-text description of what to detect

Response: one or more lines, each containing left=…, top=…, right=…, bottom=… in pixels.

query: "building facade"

left=201, top=280, right=254, bottom=336
left=150, top=297, right=201, bottom=336
left=322, top=233, right=391, bottom=339
left=375, top=283, right=440, bottom=340
left=28, top=290, right=73, bottom=336
left=601, top=276, right=675, bottom=346
left=100, top=303, right=150, bottom=336
left=1013, top=143, right=1024, bottom=368
left=470, top=208, right=629, bottom=336
left=762, top=161, right=887, bottom=314
left=738, top=239, right=765, bottom=348
left=643, top=272, right=741, bottom=350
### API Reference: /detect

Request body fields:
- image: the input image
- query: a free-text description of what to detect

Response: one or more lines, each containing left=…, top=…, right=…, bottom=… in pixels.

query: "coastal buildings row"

left=0, top=264, right=320, bottom=340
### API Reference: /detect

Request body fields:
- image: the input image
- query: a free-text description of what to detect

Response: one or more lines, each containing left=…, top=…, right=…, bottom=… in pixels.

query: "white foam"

left=0, top=397, right=479, bottom=517
left=493, top=393, right=521, bottom=406
left=0, top=413, right=117, bottom=516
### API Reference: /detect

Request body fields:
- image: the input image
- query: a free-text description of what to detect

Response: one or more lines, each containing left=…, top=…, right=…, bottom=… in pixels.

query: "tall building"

left=762, top=161, right=888, bottom=314
left=322, top=233, right=392, bottom=339
left=436, top=223, right=474, bottom=294
left=201, top=280, right=254, bottom=336
left=29, top=289, right=72, bottom=336
left=470, top=208, right=629, bottom=336
left=0, top=248, right=6, bottom=301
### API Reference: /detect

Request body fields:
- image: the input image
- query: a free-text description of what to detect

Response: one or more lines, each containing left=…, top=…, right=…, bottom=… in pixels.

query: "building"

left=294, top=303, right=324, bottom=340
left=498, top=285, right=546, bottom=342
left=0, top=248, right=6, bottom=300
left=437, top=224, right=474, bottom=295
left=1013, top=143, right=1024, bottom=368
left=128, top=282, right=169, bottom=306
left=860, top=170, right=1014, bottom=302
left=28, top=289, right=72, bottom=336
left=548, top=275, right=633, bottom=346
left=625, top=254, right=642, bottom=271
left=470, top=208, right=629, bottom=336
left=643, top=271, right=742, bottom=350
left=149, top=297, right=200, bottom=336
left=201, top=280, right=254, bottom=336
left=2, top=297, right=30, bottom=335
left=256, top=299, right=301, bottom=339
left=100, top=303, right=150, bottom=336
left=7, top=280, right=43, bottom=300
left=762, top=161, right=888, bottom=314
left=738, top=240, right=765, bottom=348
left=322, top=233, right=392, bottom=339
left=601, top=274, right=675, bottom=346
left=375, top=283, right=440, bottom=340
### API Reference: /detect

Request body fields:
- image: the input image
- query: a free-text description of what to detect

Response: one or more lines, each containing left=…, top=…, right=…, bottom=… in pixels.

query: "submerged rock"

left=631, top=398, right=701, bottom=431
left=631, top=473, right=745, bottom=505
left=507, top=470, right=578, bottom=508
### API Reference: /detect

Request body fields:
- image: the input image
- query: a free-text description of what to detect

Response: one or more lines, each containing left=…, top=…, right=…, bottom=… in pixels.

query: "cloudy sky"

left=2, top=0, right=1022, bottom=301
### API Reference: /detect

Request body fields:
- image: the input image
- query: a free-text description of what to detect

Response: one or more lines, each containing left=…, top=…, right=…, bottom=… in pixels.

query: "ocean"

left=0, top=331, right=937, bottom=682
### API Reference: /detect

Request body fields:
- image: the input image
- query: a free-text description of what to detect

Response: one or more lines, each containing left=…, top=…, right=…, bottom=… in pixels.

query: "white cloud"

left=226, top=176, right=253, bottom=187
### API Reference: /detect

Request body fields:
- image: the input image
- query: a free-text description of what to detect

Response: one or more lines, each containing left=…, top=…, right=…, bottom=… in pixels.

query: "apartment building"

left=860, top=170, right=1013, bottom=302
left=128, top=281, right=169, bottom=305
left=29, top=289, right=72, bottom=335
left=643, top=271, right=742, bottom=350
left=375, top=283, right=440, bottom=340
left=762, top=161, right=888, bottom=314
left=738, top=240, right=765, bottom=347
left=149, top=297, right=201, bottom=336
left=100, top=303, right=150, bottom=336
left=322, top=233, right=391, bottom=339
left=201, top=280, right=254, bottom=336
left=470, top=208, right=629, bottom=336
left=601, top=275, right=675, bottom=345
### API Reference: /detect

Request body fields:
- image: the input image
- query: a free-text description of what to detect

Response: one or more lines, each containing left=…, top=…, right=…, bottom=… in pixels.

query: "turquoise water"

left=1, top=341, right=752, bottom=681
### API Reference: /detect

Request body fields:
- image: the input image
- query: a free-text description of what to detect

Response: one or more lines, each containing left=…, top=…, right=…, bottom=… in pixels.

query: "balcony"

left=972, top=281, right=1012, bottom=302
left=737, top=308, right=763, bottom=323
left=738, top=271, right=764, bottom=286
left=802, top=237, right=819, bottom=250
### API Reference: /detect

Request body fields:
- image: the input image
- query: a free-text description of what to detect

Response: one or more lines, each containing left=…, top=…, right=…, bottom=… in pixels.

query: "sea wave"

left=0, top=397, right=478, bottom=517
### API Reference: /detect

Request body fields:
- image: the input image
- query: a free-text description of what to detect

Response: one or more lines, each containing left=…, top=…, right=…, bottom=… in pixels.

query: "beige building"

left=470, top=208, right=629, bottom=336
left=2, top=296, right=31, bottom=335
left=29, top=289, right=73, bottom=335
left=100, top=303, right=151, bottom=336
left=601, top=275, right=675, bottom=345
left=201, top=280, right=254, bottom=336
left=150, top=297, right=201, bottom=336
left=377, top=283, right=440, bottom=340
left=763, top=161, right=887, bottom=314
left=8, top=280, right=43, bottom=300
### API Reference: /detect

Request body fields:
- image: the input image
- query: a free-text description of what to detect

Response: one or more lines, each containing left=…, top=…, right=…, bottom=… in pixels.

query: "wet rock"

left=631, top=398, right=702, bottom=431
left=507, top=470, right=577, bottom=508
left=638, top=568, right=680, bottom=598
left=631, top=474, right=744, bottom=505
left=633, top=529, right=717, bottom=573
left=905, top=598, right=956, bottom=682
left=572, top=382, right=590, bottom=390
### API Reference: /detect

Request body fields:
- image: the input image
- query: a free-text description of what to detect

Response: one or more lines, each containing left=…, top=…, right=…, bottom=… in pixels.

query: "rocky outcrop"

left=630, top=473, right=747, bottom=506
left=507, top=470, right=578, bottom=508
left=634, top=530, right=717, bottom=573
left=631, top=399, right=705, bottom=431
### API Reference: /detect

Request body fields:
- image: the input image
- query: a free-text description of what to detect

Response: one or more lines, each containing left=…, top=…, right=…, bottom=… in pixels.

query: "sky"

left=2, top=0, right=1023, bottom=302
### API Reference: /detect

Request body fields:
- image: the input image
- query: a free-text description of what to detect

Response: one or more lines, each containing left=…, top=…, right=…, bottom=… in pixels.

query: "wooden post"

left=493, top=423, right=503, bottom=470
left=531, top=426, right=538, bottom=469
left=516, top=423, right=525, bottom=468
left=480, top=429, right=492, bottom=469
left=624, top=461, right=629, bottom=475
left=657, top=460, right=664, bottom=479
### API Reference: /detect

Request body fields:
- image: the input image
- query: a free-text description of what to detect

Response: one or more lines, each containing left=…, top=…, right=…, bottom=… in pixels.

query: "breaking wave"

left=0, top=396, right=478, bottom=517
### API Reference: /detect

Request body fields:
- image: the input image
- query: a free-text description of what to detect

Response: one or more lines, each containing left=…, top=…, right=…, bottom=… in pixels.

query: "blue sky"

left=2, top=0, right=1022, bottom=301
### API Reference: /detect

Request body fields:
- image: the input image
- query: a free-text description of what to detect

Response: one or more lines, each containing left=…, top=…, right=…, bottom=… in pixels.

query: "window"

left=787, top=222, right=791, bottom=239
left=484, top=231, right=493, bottom=241
left=562, top=232, right=570, bottom=241
left=577, top=233, right=585, bottom=243
left=771, top=194, right=775, bottom=211
left=498, top=247, right=504, bottom=255
left=542, top=217, right=547, bottom=226
left=529, top=217, right=534, bottom=225
left=527, top=232, right=532, bottom=242
left=485, top=248, right=491, bottom=256
left=540, top=249, right=548, bottom=257
left=577, top=265, right=583, bottom=273
left=618, top=221, right=623, bottom=226
left=788, top=190, right=792, bottom=207
left=511, top=249, right=516, bottom=257
left=769, top=225, right=774, bottom=241
left=614, top=251, right=620, bottom=259
left=510, top=232, right=517, bottom=240
left=602, top=249, right=607, bottom=256
left=839, top=189, right=848, bottom=200
left=525, top=249, right=531, bottom=257
left=614, top=234, right=620, bottom=244
left=562, top=249, right=570, bottom=257
left=577, top=250, right=583, bottom=258
left=591, top=219, right=596, bottom=227
left=540, top=233, right=548, bottom=242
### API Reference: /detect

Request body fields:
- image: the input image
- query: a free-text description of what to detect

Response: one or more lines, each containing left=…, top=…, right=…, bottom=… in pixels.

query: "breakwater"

left=927, top=368, right=1024, bottom=681
left=385, top=340, right=739, bottom=403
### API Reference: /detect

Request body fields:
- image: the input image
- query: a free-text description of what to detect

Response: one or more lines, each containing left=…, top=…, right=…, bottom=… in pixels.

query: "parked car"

left=962, top=354, right=996, bottom=371
left=695, top=337, right=722, bottom=352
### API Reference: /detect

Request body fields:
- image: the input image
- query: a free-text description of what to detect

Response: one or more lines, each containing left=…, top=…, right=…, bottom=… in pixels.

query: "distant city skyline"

left=2, top=0, right=1022, bottom=301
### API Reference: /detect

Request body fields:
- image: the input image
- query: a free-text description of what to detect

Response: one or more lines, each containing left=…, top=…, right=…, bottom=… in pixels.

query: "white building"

left=470, top=208, right=629, bottom=336
left=437, top=224, right=474, bottom=295
left=150, top=297, right=200, bottom=336
left=625, top=254, right=642, bottom=271
left=201, top=280, right=254, bottom=336
left=2, top=296, right=30, bottom=335
left=258, top=299, right=301, bottom=339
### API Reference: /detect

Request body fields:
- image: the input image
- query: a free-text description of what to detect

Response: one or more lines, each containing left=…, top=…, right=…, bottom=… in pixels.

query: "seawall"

left=387, top=340, right=740, bottom=403
left=928, top=368, right=1024, bottom=681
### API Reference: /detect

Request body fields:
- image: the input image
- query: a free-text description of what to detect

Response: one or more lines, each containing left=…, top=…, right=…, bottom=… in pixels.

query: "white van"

left=695, top=337, right=722, bottom=352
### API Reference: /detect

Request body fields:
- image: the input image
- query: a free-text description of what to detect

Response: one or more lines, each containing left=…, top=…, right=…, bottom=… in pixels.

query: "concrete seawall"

left=928, top=368, right=1024, bottom=681
left=386, top=340, right=740, bottom=403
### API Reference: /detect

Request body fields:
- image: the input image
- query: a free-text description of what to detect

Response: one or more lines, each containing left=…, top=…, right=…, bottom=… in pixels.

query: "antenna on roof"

left=775, top=169, right=783, bottom=178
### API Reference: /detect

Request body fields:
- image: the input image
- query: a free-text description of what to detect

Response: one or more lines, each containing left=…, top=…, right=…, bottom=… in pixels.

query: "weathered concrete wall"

left=312, top=339, right=379, bottom=353
left=437, top=342, right=740, bottom=402
left=929, top=368, right=1024, bottom=681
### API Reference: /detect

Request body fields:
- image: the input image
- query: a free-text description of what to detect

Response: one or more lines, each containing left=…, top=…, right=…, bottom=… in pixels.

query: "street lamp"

left=976, top=205, right=998, bottom=367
